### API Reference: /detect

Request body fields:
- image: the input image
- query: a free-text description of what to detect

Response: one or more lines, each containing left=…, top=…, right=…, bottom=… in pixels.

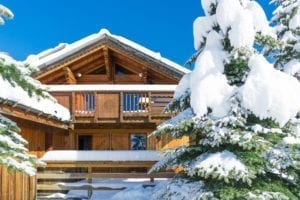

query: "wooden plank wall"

left=0, top=166, right=36, bottom=200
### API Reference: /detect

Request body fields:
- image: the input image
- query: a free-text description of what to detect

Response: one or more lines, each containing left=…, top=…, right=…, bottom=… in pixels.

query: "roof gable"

left=27, top=29, right=190, bottom=84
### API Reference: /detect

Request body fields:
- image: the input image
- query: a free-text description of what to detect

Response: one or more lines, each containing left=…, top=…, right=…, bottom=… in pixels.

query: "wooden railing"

left=74, top=92, right=95, bottom=117
left=51, top=85, right=175, bottom=123
left=36, top=150, right=175, bottom=198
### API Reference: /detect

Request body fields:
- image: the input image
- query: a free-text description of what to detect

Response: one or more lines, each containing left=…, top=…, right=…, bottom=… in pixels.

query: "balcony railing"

left=49, top=84, right=176, bottom=123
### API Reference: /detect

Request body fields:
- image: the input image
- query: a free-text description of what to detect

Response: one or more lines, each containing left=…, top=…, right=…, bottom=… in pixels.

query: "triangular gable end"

left=28, top=29, right=190, bottom=85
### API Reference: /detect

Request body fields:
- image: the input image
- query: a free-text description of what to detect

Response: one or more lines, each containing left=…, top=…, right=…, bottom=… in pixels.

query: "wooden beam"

left=110, top=47, right=179, bottom=83
left=79, top=59, right=105, bottom=75
left=42, top=161, right=157, bottom=168
left=37, top=172, right=175, bottom=179
left=63, top=67, right=77, bottom=84
left=103, top=47, right=112, bottom=80
left=141, top=67, right=148, bottom=83
left=35, top=46, right=105, bottom=80
left=0, top=104, right=69, bottom=130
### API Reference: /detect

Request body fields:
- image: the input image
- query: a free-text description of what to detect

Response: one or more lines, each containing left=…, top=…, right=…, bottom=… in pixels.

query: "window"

left=130, top=134, right=147, bottom=150
left=123, top=92, right=149, bottom=112
left=75, top=93, right=95, bottom=115
left=78, top=135, right=92, bottom=150
left=84, top=93, right=95, bottom=112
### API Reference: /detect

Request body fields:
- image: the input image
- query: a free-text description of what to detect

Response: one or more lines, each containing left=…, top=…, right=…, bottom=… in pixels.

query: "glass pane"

left=130, top=134, right=146, bottom=150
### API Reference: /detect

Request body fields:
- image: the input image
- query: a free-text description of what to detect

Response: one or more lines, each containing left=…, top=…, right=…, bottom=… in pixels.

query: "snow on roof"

left=0, top=53, right=71, bottom=122
left=25, top=29, right=190, bottom=74
left=47, top=84, right=177, bottom=92
left=40, top=150, right=162, bottom=162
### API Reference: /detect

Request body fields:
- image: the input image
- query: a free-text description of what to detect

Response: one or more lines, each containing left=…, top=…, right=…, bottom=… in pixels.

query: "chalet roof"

left=26, top=29, right=190, bottom=79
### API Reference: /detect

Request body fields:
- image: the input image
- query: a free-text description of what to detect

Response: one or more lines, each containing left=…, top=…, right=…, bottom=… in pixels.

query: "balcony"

left=48, top=84, right=176, bottom=124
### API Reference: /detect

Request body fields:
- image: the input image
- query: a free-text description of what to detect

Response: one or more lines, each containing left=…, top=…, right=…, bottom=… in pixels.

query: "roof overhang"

left=0, top=97, right=71, bottom=130
left=30, top=29, right=190, bottom=81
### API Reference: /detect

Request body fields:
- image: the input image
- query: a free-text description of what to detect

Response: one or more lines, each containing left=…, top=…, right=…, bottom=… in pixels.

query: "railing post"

left=94, top=91, right=98, bottom=122
left=71, top=92, right=75, bottom=121
left=120, top=92, right=124, bottom=122
left=148, top=92, right=152, bottom=121
left=87, top=167, right=92, bottom=183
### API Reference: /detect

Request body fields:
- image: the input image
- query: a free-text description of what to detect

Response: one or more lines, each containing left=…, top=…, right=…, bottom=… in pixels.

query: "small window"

left=78, top=135, right=92, bottom=150
left=123, top=92, right=149, bottom=112
left=130, top=134, right=147, bottom=150
left=84, top=93, right=95, bottom=112
left=75, top=93, right=95, bottom=115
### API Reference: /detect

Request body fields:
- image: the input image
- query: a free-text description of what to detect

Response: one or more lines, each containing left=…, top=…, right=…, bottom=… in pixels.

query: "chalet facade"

left=27, top=29, right=190, bottom=153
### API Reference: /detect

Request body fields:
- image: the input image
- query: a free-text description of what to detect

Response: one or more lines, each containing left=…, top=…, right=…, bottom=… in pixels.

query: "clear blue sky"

left=0, top=0, right=274, bottom=69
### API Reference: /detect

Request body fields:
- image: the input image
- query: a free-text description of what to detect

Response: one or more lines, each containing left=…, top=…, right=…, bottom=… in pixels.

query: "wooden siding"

left=76, top=129, right=153, bottom=150
left=6, top=117, right=70, bottom=158
left=97, top=93, right=119, bottom=119
left=0, top=166, right=36, bottom=200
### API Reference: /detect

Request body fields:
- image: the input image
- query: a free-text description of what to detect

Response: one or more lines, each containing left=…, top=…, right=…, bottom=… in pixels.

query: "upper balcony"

left=48, top=84, right=176, bottom=124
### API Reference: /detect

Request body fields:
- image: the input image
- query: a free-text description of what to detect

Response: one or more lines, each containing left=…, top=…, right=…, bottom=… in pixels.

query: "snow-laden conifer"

left=0, top=4, right=46, bottom=175
left=151, top=0, right=300, bottom=199
left=271, top=0, right=300, bottom=79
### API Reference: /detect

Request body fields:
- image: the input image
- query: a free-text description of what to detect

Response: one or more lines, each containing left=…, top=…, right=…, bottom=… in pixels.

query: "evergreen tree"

left=0, top=4, right=46, bottom=175
left=150, top=0, right=300, bottom=199
left=271, top=0, right=300, bottom=80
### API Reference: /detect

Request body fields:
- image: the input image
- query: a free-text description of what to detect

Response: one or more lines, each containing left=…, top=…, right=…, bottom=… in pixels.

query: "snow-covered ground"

left=44, top=178, right=169, bottom=200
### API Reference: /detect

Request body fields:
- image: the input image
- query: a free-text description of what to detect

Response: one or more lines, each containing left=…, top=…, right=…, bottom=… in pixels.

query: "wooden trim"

left=37, top=172, right=175, bottom=179
left=103, top=47, right=112, bottom=80
left=43, top=161, right=156, bottom=168
left=36, top=46, right=105, bottom=80
left=63, top=67, right=77, bottom=84
left=0, top=103, right=69, bottom=130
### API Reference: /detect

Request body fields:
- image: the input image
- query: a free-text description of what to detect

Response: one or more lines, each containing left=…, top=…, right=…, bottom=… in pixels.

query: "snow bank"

left=40, top=150, right=162, bottom=162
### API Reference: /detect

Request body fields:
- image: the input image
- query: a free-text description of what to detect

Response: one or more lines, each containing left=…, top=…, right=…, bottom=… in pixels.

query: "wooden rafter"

left=0, top=104, right=70, bottom=130
left=63, top=67, right=77, bottom=84
left=141, top=67, right=148, bottom=83
left=35, top=46, right=105, bottom=80
left=79, top=59, right=105, bottom=75
left=103, top=47, right=112, bottom=80
left=110, top=47, right=178, bottom=82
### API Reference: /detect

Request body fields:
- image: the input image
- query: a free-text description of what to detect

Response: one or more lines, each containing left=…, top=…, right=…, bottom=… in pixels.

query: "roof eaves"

left=0, top=97, right=71, bottom=129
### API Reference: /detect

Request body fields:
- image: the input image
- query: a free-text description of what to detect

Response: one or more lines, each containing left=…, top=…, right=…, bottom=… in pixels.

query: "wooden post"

left=94, top=92, right=98, bottom=123
left=120, top=92, right=124, bottom=122
left=148, top=92, right=152, bottom=122
left=87, top=167, right=92, bottom=183
left=71, top=92, right=76, bottom=121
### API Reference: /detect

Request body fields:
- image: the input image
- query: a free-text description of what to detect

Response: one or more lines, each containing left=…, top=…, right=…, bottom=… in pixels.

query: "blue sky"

left=0, top=0, right=274, bottom=69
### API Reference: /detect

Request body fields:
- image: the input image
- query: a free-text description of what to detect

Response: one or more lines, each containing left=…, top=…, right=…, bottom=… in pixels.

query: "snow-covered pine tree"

left=271, top=0, right=300, bottom=80
left=150, top=0, right=300, bottom=199
left=0, top=4, right=46, bottom=175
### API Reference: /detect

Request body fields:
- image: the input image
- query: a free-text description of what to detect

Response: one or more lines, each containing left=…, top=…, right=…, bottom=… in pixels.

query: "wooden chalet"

left=1, top=29, right=190, bottom=199
left=29, top=29, right=191, bottom=153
